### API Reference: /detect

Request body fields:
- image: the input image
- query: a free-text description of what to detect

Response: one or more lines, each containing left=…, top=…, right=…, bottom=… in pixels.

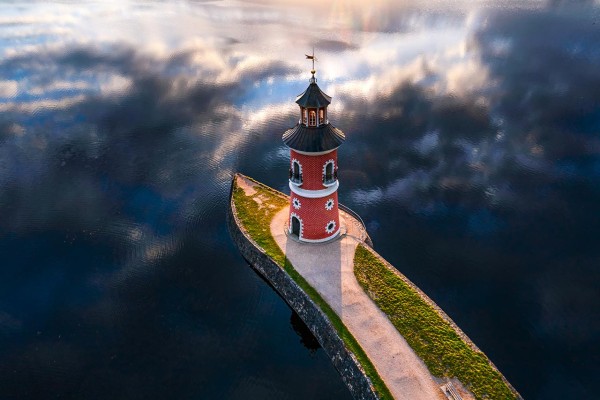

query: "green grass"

left=232, top=176, right=393, bottom=400
left=354, top=244, right=518, bottom=400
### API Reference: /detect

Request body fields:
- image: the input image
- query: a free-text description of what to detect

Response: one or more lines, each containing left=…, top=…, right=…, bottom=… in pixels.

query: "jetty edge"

left=353, top=244, right=523, bottom=400
left=227, top=173, right=522, bottom=400
left=227, top=173, right=386, bottom=399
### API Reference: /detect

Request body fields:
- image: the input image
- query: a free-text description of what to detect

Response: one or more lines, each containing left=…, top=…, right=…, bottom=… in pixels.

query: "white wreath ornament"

left=325, top=220, right=336, bottom=234
left=325, top=198, right=334, bottom=211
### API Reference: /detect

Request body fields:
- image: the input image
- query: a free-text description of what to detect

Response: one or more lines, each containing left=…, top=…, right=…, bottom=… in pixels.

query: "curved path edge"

left=226, top=177, right=381, bottom=400
left=358, top=245, right=524, bottom=400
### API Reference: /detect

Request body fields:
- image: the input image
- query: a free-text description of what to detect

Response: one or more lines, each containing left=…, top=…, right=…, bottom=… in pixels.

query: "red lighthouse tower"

left=283, top=67, right=346, bottom=242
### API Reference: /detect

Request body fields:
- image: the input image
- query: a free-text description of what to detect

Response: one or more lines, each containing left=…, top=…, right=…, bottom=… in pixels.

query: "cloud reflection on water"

left=0, top=1, right=599, bottom=399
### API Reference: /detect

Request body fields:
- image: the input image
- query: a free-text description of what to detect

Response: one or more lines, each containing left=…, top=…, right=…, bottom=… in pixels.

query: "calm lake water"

left=1, top=1, right=599, bottom=399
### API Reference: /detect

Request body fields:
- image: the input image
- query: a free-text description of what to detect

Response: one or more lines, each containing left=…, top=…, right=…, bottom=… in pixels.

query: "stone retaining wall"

left=227, top=185, right=380, bottom=400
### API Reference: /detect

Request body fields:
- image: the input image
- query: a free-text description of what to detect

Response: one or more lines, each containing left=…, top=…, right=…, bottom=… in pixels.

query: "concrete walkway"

left=271, top=207, right=446, bottom=400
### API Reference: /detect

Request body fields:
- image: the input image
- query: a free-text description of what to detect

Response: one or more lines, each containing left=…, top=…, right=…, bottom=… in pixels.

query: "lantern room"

left=296, top=73, right=331, bottom=127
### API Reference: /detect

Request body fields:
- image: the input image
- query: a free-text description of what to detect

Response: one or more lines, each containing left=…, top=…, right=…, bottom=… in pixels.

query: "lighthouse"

left=283, top=64, right=346, bottom=242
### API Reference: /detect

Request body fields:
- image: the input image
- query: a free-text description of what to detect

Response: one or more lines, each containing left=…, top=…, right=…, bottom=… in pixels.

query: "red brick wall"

left=289, top=188, right=339, bottom=241
left=290, top=149, right=337, bottom=190
left=288, top=149, right=340, bottom=241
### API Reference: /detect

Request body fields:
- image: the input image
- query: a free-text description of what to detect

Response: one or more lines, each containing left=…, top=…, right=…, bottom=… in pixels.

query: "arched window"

left=290, top=213, right=303, bottom=238
left=290, top=159, right=302, bottom=184
left=323, top=159, right=335, bottom=185
left=319, top=108, right=325, bottom=125
left=309, top=110, right=316, bottom=126
left=325, top=162, right=333, bottom=182
left=301, top=108, right=307, bottom=124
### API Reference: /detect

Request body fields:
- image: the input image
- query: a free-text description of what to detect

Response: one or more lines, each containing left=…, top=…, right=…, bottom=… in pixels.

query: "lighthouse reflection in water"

left=0, top=1, right=598, bottom=399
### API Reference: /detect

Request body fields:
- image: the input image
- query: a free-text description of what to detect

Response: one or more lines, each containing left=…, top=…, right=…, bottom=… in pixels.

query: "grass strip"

left=232, top=176, right=393, bottom=400
left=354, top=244, right=517, bottom=400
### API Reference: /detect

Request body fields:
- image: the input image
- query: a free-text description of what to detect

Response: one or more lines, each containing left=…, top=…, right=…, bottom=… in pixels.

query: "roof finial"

left=305, top=47, right=317, bottom=83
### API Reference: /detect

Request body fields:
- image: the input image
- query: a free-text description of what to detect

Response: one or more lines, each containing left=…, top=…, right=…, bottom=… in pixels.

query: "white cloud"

left=99, top=75, right=132, bottom=95
left=0, top=80, right=18, bottom=98
left=28, top=79, right=91, bottom=96
left=444, top=57, right=493, bottom=97
left=0, top=95, right=86, bottom=113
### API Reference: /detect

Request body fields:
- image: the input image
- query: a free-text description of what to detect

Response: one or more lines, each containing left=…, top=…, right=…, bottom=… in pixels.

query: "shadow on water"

left=290, top=311, right=320, bottom=354
left=240, top=258, right=322, bottom=353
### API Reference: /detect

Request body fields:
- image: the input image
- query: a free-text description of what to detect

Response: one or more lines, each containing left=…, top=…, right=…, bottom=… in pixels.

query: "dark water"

left=0, top=1, right=599, bottom=399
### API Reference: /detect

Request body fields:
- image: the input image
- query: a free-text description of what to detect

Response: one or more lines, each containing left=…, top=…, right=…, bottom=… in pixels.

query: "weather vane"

left=305, top=47, right=317, bottom=76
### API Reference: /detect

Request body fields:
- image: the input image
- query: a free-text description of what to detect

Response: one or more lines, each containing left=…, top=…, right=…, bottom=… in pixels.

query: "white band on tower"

left=289, top=181, right=339, bottom=198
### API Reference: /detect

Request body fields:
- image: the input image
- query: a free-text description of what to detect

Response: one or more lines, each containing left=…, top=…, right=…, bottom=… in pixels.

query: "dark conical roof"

left=282, top=123, right=345, bottom=152
left=295, top=81, right=331, bottom=108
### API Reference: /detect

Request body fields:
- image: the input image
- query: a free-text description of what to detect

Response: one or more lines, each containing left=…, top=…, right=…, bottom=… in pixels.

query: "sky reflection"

left=0, top=1, right=599, bottom=399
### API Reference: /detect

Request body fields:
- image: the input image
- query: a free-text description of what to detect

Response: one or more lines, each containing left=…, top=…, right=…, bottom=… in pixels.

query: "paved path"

left=271, top=207, right=446, bottom=400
